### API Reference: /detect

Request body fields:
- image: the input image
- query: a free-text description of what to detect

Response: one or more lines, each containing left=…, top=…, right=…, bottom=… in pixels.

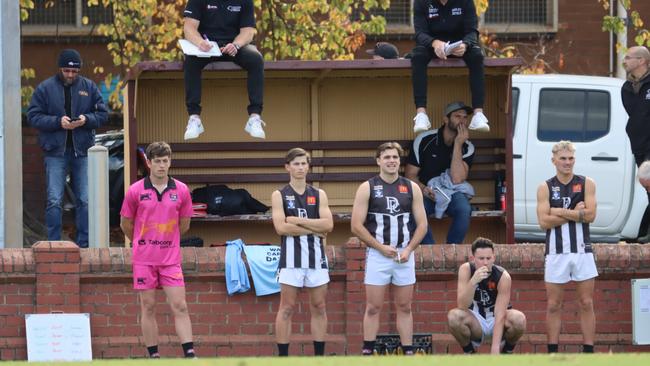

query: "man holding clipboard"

left=410, top=0, right=489, bottom=134
left=182, top=0, right=266, bottom=140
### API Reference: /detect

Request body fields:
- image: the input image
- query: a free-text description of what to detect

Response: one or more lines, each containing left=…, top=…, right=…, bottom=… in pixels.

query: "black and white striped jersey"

left=363, top=176, right=416, bottom=248
left=545, top=175, right=592, bottom=255
left=468, top=263, right=511, bottom=319
left=278, top=184, right=327, bottom=270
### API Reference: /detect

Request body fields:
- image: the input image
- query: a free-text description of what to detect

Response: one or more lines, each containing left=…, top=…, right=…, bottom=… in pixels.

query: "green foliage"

left=254, top=0, right=389, bottom=60
left=600, top=0, right=650, bottom=49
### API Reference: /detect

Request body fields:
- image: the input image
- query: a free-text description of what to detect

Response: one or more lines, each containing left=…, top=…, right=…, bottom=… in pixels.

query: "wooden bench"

left=139, top=138, right=507, bottom=225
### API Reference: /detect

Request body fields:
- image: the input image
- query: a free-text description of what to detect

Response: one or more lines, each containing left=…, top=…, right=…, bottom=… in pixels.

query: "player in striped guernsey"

left=272, top=148, right=333, bottom=357
left=351, top=142, right=428, bottom=355
left=536, top=140, right=598, bottom=353
left=447, top=237, right=526, bottom=354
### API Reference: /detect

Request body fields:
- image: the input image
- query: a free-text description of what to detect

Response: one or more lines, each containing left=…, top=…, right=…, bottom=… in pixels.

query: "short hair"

left=146, top=141, right=172, bottom=160
left=471, top=237, right=495, bottom=254
left=630, top=46, right=650, bottom=65
left=375, top=142, right=404, bottom=158
left=285, top=147, right=311, bottom=164
left=551, top=140, right=575, bottom=155
left=639, top=161, right=650, bottom=181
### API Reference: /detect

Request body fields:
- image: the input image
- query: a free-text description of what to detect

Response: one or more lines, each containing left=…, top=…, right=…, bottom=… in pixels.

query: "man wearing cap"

left=410, top=0, right=488, bottom=134
left=27, top=49, right=109, bottom=248
left=405, top=101, right=475, bottom=244
left=367, top=42, right=400, bottom=60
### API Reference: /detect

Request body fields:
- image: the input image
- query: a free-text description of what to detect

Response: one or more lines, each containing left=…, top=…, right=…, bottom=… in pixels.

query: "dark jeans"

left=410, top=45, right=485, bottom=109
left=635, top=152, right=650, bottom=238
left=421, top=192, right=472, bottom=244
left=44, top=147, right=88, bottom=248
left=184, top=44, right=264, bottom=116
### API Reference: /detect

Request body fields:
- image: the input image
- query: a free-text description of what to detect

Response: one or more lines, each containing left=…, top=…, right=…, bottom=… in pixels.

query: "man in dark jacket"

left=410, top=0, right=489, bottom=134
left=27, top=49, right=109, bottom=248
left=622, top=46, right=650, bottom=240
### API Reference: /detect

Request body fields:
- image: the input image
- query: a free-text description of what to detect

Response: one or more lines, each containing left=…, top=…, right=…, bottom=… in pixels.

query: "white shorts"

left=278, top=268, right=329, bottom=288
left=545, top=253, right=598, bottom=284
left=469, top=310, right=495, bottom=348
left=364, top=247, right=415, bottom=286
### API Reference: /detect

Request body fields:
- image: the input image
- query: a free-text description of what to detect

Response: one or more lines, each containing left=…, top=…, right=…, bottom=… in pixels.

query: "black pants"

left=410, top=44, right=485, bottom=109
left=184, top=44, right=264, bottom=116
left=635, top=152, right=650, bottom=238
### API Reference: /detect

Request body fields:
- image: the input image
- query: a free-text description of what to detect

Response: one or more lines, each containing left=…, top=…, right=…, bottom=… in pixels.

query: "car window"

left=512, top=87, right=519, bottom=131
left=537, top=88, right=610, bottom=142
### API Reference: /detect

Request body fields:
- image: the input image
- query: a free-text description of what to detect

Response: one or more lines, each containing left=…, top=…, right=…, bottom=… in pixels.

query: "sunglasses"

left=61, top=68, right=80, bottom=74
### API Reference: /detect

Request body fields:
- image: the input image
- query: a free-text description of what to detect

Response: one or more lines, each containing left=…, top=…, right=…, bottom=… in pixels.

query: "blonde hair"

left=551, top=140, right=575, bottom=155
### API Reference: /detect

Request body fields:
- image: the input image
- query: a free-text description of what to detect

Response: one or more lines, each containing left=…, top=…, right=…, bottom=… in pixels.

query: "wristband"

left=234, top=43, right=241, bottom=50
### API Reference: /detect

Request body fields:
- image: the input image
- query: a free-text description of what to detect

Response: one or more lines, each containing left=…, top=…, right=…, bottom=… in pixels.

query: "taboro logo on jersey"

left=307, top=196, right=316, bottom=205
left=385, top=196, right=400, bottom=214
left=572, top=183, right=582, bottom=193
left=398, top=184, right=408, bottom=194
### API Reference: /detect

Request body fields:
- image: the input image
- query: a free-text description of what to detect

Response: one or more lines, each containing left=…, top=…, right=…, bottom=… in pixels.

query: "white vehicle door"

left=512, top=83, right=530, bottom=226
left=524, top=83, right=632, bottom=234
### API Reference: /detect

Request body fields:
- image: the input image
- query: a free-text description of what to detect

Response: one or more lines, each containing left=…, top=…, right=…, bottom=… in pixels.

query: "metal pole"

left=616, top=1, right=628, bottom=79
left=0, top=1, right=23, bottom=248
left=88, top=145, right=109, bottom=248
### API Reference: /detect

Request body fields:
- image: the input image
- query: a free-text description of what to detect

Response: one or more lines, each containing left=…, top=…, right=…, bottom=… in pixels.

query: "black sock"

left=582, top=344, right=594, bottom=353
left=277, top=343, right=289, bottom=356
left=147, top=345, right=159, bottom=358
left=462, top=343, right=476, bottom=354
left=402, top=345, right=414, bottom=355
left=501, top=341, right=516, bottom=354
left=181, top=342, right=195, bottom=358
left=548, top=344, right=559, bottom=353
left=362, top=340, right=376, bottom=355
left=313, top=341, right=325, bottom=356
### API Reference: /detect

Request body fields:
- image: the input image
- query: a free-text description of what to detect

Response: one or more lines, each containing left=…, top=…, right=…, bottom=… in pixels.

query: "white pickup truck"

left=512, top=74, right=647, bottom=243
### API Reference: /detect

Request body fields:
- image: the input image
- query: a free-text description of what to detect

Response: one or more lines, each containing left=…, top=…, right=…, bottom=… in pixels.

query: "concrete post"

left=88, top=145, right=109, bottom=248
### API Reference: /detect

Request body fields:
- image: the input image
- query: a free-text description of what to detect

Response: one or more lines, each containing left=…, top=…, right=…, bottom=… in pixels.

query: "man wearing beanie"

left=27, top=49, right=109, bottom=248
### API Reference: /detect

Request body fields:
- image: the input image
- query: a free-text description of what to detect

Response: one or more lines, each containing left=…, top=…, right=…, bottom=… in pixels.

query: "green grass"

left=8, top=354, right=650, bottom=366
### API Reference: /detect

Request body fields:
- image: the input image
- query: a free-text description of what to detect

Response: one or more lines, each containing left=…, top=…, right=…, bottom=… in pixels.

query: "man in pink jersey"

left=120, top=141, right=195, bottom=358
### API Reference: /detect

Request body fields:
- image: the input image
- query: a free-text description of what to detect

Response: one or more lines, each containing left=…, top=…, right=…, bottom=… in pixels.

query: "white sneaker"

left=469, top=111, right=490, bottom=132
left=413, top=112, right=431, bottom=133
left=244, top=115, right=266, bottom=139
left=184, top=114, right=204, bottom=140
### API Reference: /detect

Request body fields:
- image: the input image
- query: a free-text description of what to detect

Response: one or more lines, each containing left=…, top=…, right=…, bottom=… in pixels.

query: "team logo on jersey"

left=452, top=7, right=463, bottom=16
left=562, top=197, right=571, bottom=209
left=138, top=239, right=146, bottom=245
left=307, top=196, right=316, bottom=205
left=478, top=289, right=491, bottom=307
left=169, top=193, right=178, bottom=201
left=551, top=186, right=560, bottom=200
left=398, top=184, right=408, bottom=194
left=572, top=184, right=582, bottom=193
left=136, top=278, right=146, bottom=285
left=227, top=5, right=242, bottom=12
left=140, top=193, right=151, bottom=201
left=285, top=195, right=295, bottom=209
left=297, top=208, right=308, bottom=218
left=78, top=90, right=89, bottom=97
left=488, top=280, right=496, bottom=290
left=206, top=4, right=218, bottom=10
left=428, top=5, right=439, bottom=18
left=373, top=185, right=384, bottom=198
left=386, top=196, right=400, bottom=214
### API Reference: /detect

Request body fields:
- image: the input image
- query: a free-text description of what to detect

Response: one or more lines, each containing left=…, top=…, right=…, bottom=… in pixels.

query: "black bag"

left=192, top=184, right=269, bottom=215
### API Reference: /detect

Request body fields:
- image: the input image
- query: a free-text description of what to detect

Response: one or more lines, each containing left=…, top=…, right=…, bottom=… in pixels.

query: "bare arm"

left=287, top=189, right=334, bottom=234
left=271, top=190, right=314, bottom=236
left=351, top=182, right=397, bottom=257
left=551, top=177, right=597, bottom=223
left=536, top=183, right=568, bottom=230
left=183, top=17, right=213, bottom=51
left=233, top=27, right=256, bottom=48
left=405, top=163, right=435, bottom=200
left=120, top=216, right=134, bottom=241
left=456, top=263, right=475, bottom=308
left=490, top=271, right=512, bottom=354
left=449, top=125, right=469, bottom=184
left=179, top=217, right=191, bottom=235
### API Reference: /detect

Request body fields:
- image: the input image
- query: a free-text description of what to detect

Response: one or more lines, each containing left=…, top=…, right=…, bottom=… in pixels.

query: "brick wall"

left=1, top=241, right=649, bottom=360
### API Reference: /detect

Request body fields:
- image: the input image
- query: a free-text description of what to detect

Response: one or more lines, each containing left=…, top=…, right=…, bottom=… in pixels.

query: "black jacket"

left=413, top=0, right=479, bottom=49
left=27, top=74, right=108, bottom=157
left=622, top=73, right=650, bottom=156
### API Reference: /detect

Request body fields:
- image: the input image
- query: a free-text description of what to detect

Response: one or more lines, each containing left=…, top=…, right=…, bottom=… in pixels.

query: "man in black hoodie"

left=622, top=46, right=650, bottom=240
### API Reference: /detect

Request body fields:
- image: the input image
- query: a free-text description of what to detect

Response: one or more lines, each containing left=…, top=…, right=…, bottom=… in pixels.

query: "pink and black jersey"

left=120, top=177, right=193, bottom=265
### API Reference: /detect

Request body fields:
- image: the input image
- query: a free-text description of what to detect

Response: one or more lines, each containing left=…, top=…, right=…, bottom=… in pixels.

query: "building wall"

left=0, top=242, right=648, bottom=360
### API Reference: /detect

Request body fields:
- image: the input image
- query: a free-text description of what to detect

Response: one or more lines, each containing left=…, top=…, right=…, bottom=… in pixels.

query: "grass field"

left=6, top=354, right=650, bottom=366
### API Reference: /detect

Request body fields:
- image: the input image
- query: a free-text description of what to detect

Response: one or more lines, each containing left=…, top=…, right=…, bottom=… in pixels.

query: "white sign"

left=25, top=313, right=92, bottom=361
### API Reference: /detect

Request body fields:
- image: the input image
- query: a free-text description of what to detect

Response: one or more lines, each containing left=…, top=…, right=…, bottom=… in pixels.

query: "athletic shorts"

left=544, top=253, right=598, bottom=284
left=469, top=310, right=495, bottom=348
left=133, top=263, right=185, bottom=290
left=278, top=268, right=330, bottom=288
left=364, top=247, right=415, bottom=286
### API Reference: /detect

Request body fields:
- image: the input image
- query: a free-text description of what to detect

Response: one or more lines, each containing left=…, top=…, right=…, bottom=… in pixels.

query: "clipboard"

left=178, top=39, right=222, bottom=58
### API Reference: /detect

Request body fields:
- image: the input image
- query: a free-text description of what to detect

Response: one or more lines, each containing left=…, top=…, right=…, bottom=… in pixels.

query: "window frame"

left=536, top=87, right=611, bottom=143
left=481, top=0, right=558, bottom=34
left=21, top=0, right=110, bottom=37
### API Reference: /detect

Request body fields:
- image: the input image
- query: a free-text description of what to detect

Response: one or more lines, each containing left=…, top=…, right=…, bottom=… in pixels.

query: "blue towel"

left=225, top=239, right=250, bottom=295
left=243, top=244, right=281, bottom=296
